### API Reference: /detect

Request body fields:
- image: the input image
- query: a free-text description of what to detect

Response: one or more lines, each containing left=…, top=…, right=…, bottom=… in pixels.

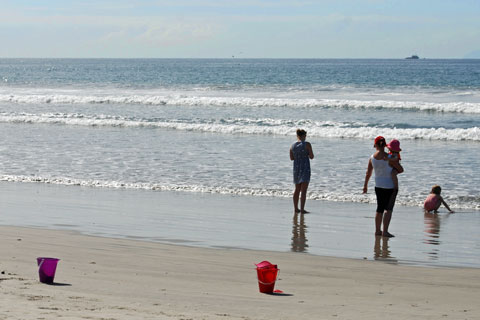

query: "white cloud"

left=94, top=18, right=219, bottom=48
left=137, top=21, right=217, bottom=46
left=98, top=20, right=219, bottom=47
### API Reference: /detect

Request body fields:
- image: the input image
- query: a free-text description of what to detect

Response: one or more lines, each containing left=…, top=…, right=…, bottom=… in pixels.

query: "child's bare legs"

left=391, top=170, right=398, bottom=190
left=293, top=184, right=301, bottom=213
left=293, top=182, right=310, bottom=213
left=300, top=182, right=309, bottom=213
left=433, top=199, right=442, bottom=213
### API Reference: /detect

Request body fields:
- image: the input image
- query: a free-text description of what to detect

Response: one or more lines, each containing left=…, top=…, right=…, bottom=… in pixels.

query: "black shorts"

left=375, top=187, right=397, bottom=213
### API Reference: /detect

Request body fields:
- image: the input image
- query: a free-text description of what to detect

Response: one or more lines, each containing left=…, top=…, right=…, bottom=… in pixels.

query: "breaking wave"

left=1, top=112, right=479, bottom=141
left=1, top=175, right=478, bottom=210
left=1, top=93, right=480, bottom=113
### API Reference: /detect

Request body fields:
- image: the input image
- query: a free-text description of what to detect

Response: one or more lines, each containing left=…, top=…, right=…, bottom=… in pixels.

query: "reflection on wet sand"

left=423, top=212, right=445, bottom=261
left=424, top=212, right=441, bottom=245
left=291, top=213, right=308, bottom=253
left=373, top=236, right=397, bottom=263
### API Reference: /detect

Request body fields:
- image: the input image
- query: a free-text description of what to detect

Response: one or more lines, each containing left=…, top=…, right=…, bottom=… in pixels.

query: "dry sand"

left=0, top=226, right=479, bottom=320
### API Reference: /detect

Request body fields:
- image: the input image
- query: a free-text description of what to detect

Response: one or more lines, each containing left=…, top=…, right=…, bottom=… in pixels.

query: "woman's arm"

left=290, top=148, right=294, bottom=161
left=306, top=142, right=314, bottom=159
left=363, top=159, right=373, bottom=193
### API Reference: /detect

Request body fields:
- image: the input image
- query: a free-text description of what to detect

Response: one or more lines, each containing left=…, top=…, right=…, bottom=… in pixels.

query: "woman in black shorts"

left=363, top=136, right=403, bottom=237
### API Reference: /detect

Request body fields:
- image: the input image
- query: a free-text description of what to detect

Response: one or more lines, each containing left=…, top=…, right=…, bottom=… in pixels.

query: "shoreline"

left=1, top=225, right=479, bottom=319
left=1, top=181, right=479, bottom=268
left=4, top=223, right=479, bottom=270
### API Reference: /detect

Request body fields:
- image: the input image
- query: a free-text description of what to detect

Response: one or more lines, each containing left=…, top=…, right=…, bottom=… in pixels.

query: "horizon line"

left=1, top=57, right=478, bottom=60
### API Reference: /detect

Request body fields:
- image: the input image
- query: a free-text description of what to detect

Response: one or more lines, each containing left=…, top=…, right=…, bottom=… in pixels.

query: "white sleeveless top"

left=371, top=155, right=394, bottom=189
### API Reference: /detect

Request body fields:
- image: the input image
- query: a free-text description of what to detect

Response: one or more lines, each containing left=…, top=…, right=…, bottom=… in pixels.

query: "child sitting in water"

left=386, top=139, right=402, bottom=190
left=424, top=185, right=455, bottom=213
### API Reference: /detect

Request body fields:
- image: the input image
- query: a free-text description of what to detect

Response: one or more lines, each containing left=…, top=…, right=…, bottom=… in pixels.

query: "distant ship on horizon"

left=405, top=55, right=420, bottom=59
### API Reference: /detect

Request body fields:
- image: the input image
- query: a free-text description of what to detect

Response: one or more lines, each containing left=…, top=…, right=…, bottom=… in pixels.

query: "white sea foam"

left=1, top=112, right=479, bottom=141
left=1, top=93, right=480, bottom=114
left=2, top=174, right=477, bottom=210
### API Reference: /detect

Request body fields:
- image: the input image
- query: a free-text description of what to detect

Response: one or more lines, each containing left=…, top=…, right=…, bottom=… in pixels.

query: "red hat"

left=374, top=136, right=385, bottom=147
left=387, top=139, right=402, bottom=152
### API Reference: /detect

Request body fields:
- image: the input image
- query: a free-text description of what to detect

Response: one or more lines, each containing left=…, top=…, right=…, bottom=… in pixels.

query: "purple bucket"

left=37, top=257, right=60, bottom=284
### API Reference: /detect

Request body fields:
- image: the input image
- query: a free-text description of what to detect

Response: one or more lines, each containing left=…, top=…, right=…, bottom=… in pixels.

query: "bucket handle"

left=38, top=258, right=44, bottom=269
left=257, top=269, right=280, bottom=285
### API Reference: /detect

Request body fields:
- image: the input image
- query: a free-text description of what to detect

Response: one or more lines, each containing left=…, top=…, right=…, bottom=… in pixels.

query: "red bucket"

left=255, top=261, right=279, bottom=294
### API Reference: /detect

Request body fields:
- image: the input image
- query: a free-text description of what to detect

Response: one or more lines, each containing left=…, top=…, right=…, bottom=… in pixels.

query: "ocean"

left=1, top=58, right=479, bottom=209
left=0, top=59, right=479, bottom=267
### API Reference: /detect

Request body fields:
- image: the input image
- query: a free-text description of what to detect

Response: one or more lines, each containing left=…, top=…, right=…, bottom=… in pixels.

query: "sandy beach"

left=1, top=181, right=480, bottom=319
left=0, top=225, right=479, bottom=319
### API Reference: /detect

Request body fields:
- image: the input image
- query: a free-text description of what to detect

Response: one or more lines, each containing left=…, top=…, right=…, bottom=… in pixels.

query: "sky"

left=1, top=0, right=479, bottom=59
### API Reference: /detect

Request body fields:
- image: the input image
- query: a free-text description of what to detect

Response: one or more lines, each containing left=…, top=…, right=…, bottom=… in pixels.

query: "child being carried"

left=385, top=139, right=402, bottom=190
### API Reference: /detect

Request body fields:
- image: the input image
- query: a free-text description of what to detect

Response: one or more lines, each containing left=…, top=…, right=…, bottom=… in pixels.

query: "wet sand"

left=0, top=181, right=479, bottom=268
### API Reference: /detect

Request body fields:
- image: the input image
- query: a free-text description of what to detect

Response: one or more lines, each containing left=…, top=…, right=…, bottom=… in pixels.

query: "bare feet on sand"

left=382, top=231, right=395, bottom=238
